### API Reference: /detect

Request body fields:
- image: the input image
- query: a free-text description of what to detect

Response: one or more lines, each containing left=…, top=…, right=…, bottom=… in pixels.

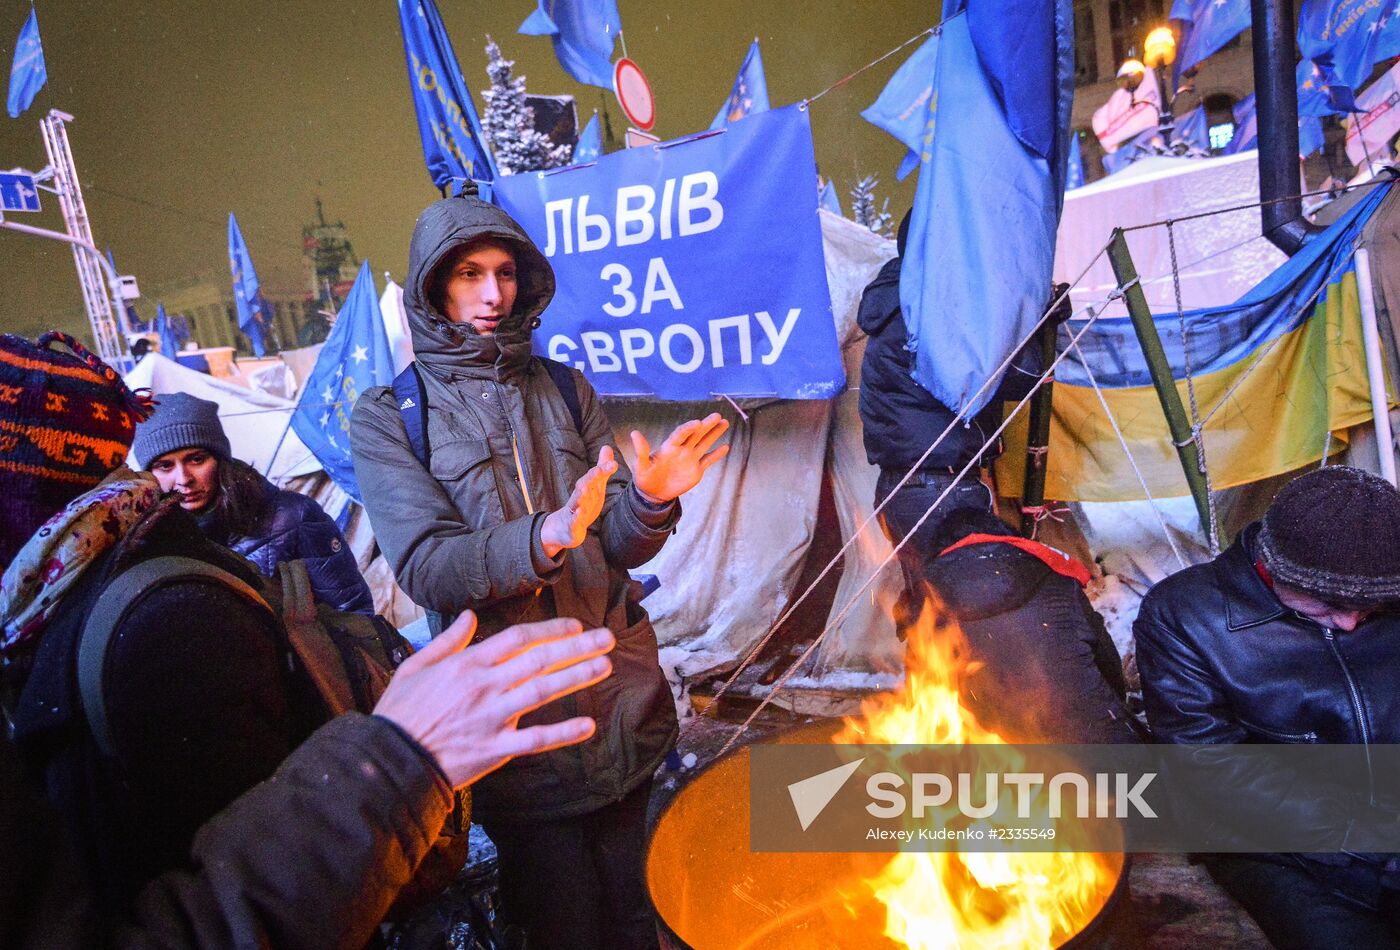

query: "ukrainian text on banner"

left=996, top=181, right=1394, bottom=502
left=491, top=104, right=846, bottom=400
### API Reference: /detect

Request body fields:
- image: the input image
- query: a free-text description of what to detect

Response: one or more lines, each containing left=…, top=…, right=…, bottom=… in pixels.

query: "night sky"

left=0, top=1, right=929, bottom=343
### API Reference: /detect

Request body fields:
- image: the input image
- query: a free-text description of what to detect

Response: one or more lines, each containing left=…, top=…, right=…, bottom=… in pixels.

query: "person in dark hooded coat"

left=350, top=190, right=729, bottom=950
left=858, top=211, right=1069, bottom=629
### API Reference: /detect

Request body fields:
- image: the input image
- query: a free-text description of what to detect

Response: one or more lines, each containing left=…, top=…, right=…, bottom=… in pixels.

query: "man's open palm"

left=631, top=413, right=730, bottom=503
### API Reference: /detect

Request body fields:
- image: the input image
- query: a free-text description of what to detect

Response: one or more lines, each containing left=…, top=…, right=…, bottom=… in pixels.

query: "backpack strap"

left=392, top=361, right=431, bottom=467
left=276, top=560, right=358, bottom=717
left=538, top=357, right=584, bottom=435
left=78, top=556, right=273, bottom=758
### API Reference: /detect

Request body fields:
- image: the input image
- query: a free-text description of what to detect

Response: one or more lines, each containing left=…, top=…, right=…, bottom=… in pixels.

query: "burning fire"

left=834, top=594, right=1123, bottom=950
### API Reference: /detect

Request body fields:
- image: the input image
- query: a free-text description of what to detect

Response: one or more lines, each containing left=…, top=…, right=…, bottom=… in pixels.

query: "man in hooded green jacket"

left=350, top=191, right=728, bottom=949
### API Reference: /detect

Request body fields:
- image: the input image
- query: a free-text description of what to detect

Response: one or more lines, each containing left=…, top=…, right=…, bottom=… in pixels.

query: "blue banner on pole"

left=291, top=261, right=395, bottom=503
left=7, top=8, right=45, bottom=119
left=398, top=0, right=497, bottom=190
left=228, top=213, right=267, bottom=357
left=492, top=104, right=845, bottom=401
left=574, top=112, right=602, bottom=163
left=710, top=39, right=771, bottom=130
left=1298, top=0, right=1400, bottom=90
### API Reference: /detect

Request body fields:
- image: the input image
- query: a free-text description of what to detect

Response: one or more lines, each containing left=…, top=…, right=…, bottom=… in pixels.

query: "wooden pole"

left=1106, top=228, right=1216, bottom=547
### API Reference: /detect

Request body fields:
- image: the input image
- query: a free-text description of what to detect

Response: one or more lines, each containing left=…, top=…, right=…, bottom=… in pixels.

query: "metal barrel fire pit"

left=647, top=722, right=1130, bottom=950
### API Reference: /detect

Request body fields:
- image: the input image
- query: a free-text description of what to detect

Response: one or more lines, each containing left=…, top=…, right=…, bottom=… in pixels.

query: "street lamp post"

left=1143, top=26, right=1179, bottom=144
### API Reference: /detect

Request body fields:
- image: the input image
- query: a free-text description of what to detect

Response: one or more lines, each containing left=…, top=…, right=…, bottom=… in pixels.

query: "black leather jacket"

left=1135, top=523, right=1400, bottom=748
left=1135, top=524, right=1400, bottom=853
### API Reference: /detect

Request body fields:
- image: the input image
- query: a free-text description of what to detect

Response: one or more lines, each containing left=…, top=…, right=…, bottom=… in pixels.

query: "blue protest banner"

left=492, top=104, right=845, bottom=401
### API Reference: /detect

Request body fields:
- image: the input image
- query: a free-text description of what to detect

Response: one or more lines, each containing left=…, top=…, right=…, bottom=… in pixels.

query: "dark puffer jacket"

left=857, top=254, right=1043, bottom=474
left=1135, top=523, right=1400, bottom=847
left=926, top=539, right=1141, bottom=745
left=350, top=194, right=679, bottom=823
left=205, top=469, right=373, bottom=615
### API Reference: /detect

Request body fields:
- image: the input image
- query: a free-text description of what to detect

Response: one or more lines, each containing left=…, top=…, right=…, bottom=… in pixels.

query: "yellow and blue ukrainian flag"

left=998, top=181, right=1396, bottom=501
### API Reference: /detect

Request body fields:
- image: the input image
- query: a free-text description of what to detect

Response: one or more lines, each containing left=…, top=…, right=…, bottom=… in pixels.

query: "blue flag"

left=1066, top=132, right=1085, bottom=189
left=820, top=178, right=843, bottom=215
left=573, top=111, right=601, bottom=163
left=861, top=31, right=939, bottom=181
left=1298, top=0, right=1400, bottom=90
left=1174, top=103, right=1210, bottom=151
left=900, top=0, right=1075, bottom=416
left=7, top=8, right=45, bottom=119
left=290, top=261, right=395, bottom=503
left=1222, top=92, right=1257, bottom=154
left=155, top=303, right=181, bottom=360
left=1169, top=0, right=1251, bottom=81
left=1298, top=57, right=1357, bottom=116
left=228, top=213, right=268, bottom=357
left=519, top=0, right=621, bottom=89
left=399, top=0, right=497, bottom=190
left=710, top=39, right=771, bottom=130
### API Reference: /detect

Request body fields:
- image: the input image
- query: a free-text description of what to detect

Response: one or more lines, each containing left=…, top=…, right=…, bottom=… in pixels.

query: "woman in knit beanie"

left=132, top=392, right=373, bottom=614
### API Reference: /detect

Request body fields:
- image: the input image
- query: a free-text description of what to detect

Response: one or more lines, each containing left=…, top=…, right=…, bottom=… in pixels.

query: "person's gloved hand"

left=1046, top=282, right=1073, bottom=326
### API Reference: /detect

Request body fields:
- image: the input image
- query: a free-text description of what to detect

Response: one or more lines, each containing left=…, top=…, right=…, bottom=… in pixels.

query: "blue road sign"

left=0, top=173, right=41, bottom=212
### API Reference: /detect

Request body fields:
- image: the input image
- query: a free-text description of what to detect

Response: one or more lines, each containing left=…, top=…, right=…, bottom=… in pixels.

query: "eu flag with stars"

left=1298, top=0, right=1400, bottom=90
left=573, top=111, right=601, bottom=163
left=228, top=213, right=267, bottom=357
left=519, top=0, right=621, bottom=89
left=1298, top=57, right=1357, bottom=115
left=861, top=30, right=939, bottom=180
left=711, top=39, right=770, bottom=130
left=7, top=8, right=45, bottom=119
left=1169, top=0, right=1251, bottom=81
left=291, top=261, right=394, bottom=503
left=900, top=0, right=1075, bottom=416
left=400, top=0, right=497, bottom=190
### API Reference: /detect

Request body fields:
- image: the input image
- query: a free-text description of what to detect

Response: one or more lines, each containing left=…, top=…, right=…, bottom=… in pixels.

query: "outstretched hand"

left=373, top=610, right=614, bottom=789
left=631, top=413, right=730, bottom=504
left=540, top=446, right=618, bottom=558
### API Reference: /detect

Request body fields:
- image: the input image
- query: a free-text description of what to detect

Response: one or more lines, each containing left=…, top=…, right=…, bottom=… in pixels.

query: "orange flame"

left=835, top=593, right=1123, bottom=950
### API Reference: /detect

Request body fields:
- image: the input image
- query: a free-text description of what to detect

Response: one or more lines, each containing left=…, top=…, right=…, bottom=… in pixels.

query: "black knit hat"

left=1257, top=465, right=1400, bottom=606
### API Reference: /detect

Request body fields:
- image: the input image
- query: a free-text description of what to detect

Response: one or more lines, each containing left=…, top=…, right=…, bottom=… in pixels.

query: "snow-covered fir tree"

left=482, top=37, right=572, bottom=176
left=849, top=174, right=893, bottom=237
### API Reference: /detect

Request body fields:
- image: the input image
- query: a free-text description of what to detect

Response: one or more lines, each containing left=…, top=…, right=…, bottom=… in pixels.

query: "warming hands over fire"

left=541, top=446, right=618, bottom=557
left=630, top=413, right=730, bottom=504
left=372, top=610, right=613, bottom=789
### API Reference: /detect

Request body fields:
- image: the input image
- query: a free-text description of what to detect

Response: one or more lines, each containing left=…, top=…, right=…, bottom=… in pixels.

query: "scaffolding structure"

left=0, top=110, right=130, bottom=367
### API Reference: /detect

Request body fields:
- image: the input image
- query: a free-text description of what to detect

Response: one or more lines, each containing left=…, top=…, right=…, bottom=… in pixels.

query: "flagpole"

left=263, top=412, right=295, bottom=480
left=1355, top=246, right=1397, bottom=486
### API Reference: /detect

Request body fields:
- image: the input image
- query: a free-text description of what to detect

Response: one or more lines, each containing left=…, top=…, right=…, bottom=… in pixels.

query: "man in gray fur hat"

left=1134, top=465, right=1400, bottom=948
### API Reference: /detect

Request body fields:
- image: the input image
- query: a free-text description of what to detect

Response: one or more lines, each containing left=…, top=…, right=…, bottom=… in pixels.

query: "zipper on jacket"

left=492, top=370, right=538, bottom=515
left=1322, top=627, right=1376, bottom=804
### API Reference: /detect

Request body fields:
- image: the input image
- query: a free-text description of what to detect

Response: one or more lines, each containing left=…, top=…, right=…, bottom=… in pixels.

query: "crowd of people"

left=0, top=187, right=1395, bottom=950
